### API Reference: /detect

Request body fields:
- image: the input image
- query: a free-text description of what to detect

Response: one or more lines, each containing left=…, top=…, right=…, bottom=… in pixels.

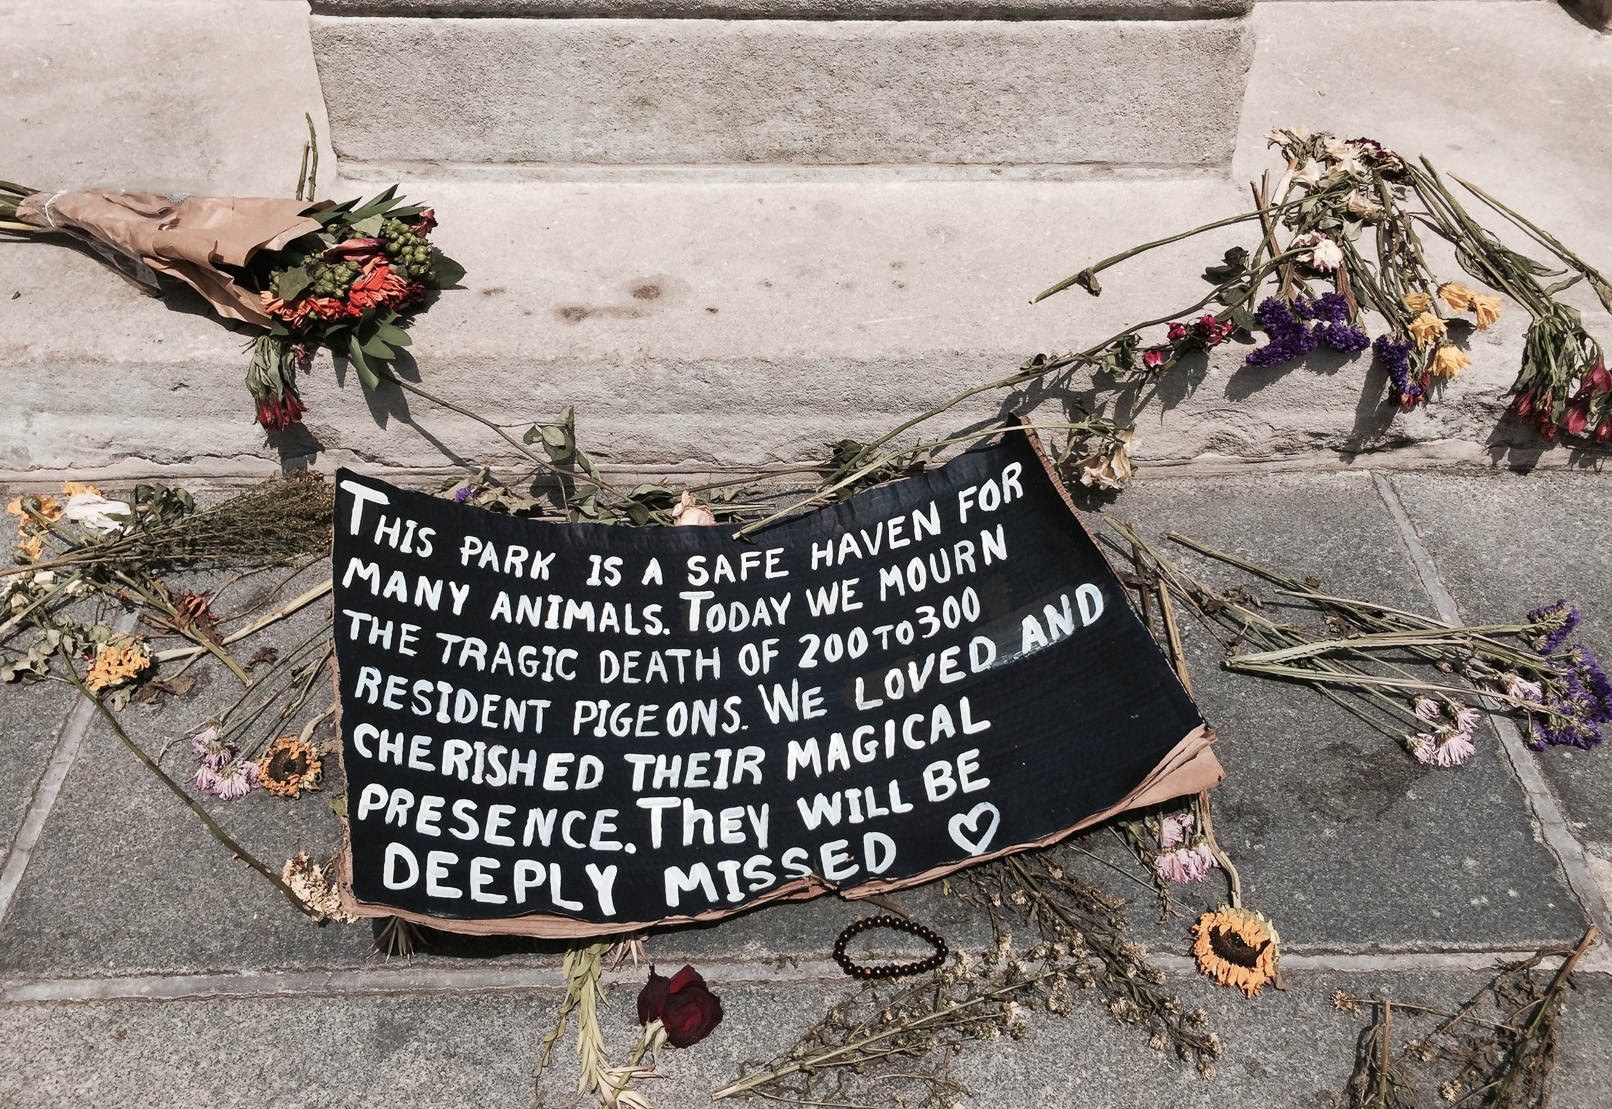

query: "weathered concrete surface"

left=1079, top=472, right=1592, bottom=953
left=1, top=968, right=1608, bottom=1107
left=313, top=0, right=1251, bottom=16
left=312, top=16, right=1252, bottom=168
left=3, top=3, right=1610, bottom=482
left=0, top=0, right=335, bottom=199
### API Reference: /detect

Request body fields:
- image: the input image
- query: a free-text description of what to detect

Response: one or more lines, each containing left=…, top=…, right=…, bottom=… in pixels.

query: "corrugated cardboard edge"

left=334, top=423, right=1223, bottom=938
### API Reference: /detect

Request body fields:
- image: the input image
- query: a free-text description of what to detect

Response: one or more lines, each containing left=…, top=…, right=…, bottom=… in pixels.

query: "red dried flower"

left=1565, top=399, right=1591, bottom=438
left=257, top=390, right=308, bottom=431
left=638, top=965, right=723, bottom=1048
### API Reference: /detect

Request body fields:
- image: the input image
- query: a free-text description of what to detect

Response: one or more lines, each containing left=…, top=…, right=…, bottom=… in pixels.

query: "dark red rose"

left=1509, top=390, right=1535, bottom=418
left=637, top=968, right=671, bottom=1026
left=1565, top=399, right=1591, bottom=437
left=638, top=964, right=723, bottom=1048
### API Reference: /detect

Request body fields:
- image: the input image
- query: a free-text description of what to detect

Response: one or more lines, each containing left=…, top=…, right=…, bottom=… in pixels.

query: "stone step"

left=2, top=1, right=1608, bottom=485
left=0, top=171, right=1580, bottom=482
left=309, top=14, right=1253, bottom=169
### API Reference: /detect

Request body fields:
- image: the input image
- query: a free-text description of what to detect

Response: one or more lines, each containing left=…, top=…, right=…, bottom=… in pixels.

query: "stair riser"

left=311, top=16, right=1253, bottom=168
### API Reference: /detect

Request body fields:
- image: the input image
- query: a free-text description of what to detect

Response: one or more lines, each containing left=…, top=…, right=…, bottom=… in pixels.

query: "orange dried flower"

left=1432, top=343, right=1472, bottom=378
left=14, top=535, right=43, bottom=561
left=85, top=642, right=150, bottom=692
left=1192, top=906, right=1282, bottom=997
left=7, top=495, right=63, bottom=533
left=347, top=259, right=413, bottom=311
left=1438, top=283, right=1475, bottom=312
left=60, top=481, right=102, bottom=498
left=1472, top=295, right=1502, bottom=330
left=1402, top=291, right=1433, bottom=313
left=1407, top=311, right=1447, bottom=348
left=258, top=735, right=323, bottom=798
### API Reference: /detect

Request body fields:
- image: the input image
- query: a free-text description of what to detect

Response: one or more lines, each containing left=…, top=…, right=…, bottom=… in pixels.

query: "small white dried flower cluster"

left=281, top=851, right=356, bottom=923
left=1075, top=429, right=1135, bottom=491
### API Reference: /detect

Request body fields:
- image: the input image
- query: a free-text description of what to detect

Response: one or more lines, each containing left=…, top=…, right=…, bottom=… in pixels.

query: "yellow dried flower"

left=85, top=642, right=151, bottom=691
left=1438, top=283, right=1476, bottom=312
left=1472, top=294, right=1502, bottom=330
left=1402, top=291, right=1433, bottom=313
left=258, top=735, right=323, bottom=798
left=1432, top=344, right=1472, bottom=378
left=1408, top=311, right=1447, bottom=348
left=1192, top=906, right=1282, bottom=997
left=6, top=495, right=63, bottom=535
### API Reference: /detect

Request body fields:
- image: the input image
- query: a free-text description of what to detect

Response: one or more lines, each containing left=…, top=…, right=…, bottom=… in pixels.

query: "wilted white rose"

left=671, top=490, right=716, bottom=526
left=62, top=492, right=132, bottom=534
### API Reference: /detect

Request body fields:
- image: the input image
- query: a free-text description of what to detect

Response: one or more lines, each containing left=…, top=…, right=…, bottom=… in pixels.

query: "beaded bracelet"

left=833, top=915, right=949, bottom=979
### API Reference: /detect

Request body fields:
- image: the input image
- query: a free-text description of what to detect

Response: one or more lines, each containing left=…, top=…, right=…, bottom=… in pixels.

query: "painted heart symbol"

left=947, top=802, right=1001, bottom=857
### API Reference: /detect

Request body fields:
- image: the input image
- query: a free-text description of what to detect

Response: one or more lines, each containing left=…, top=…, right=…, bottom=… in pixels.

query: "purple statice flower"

left=1526, top=600, right=1580, bottom=654
left=1249, top=295, right=1370, bottom=366
left=454, top=486, right=474, bottom=504
left=1246, top=298, right=1321, bottom=367
left=1320, top=322, right=1371, bottom=352
left=1566, top=645, right=1612, bottom=723
left=1528, top=644, right=1609, bottom=750
left=1294, top=292, right=1351, bottom=325
left=1375, top=334, right=1422, bottom=406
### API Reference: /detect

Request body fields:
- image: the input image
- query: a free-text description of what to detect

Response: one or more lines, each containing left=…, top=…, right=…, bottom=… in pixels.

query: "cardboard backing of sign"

left=332, top=422, right=1222, bottom=937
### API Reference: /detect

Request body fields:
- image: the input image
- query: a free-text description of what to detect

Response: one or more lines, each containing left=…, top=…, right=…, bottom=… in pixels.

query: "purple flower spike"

left=454, top=486, right=473, bottom=503
left=1526, top=600, right=1580, bottom=655
left=1247, top=298, right=1321, bottom=367
left=1321, top=322, right=1371, bottom=353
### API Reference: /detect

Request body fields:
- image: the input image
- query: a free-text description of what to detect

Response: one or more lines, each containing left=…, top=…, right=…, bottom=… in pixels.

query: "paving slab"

left=0, top=966, right=1607, bottom=1107
left=1389, top=471, right=1612, bottom=887
left=1075, top=470, right=1591, bottom=951
left=0, top=563, right=375, bottom=977
left=1, top=474, right=1592, bottom=981
left=0, top=674, right=79, bottom=866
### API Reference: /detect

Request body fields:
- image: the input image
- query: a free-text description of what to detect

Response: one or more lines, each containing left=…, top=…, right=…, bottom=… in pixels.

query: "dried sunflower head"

left=1191, top=905, right=1282, bottom=997
left=258, top=735, right=323, bottom=798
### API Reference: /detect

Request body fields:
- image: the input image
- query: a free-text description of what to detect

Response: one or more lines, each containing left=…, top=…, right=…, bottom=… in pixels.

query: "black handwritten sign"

left=333, top=427, right=1218, bottom=937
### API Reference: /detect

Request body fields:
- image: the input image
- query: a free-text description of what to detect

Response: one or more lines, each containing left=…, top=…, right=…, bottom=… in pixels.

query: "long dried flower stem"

left=59, top=648, right=316, bottom=918
left=153, top=578, right=332, bottom=664
left=111, top=570, right=251, bottom=684
left=376, top=370, right=632, bottom=503
left=711, top=974, right=1053, bottom=1100
left=736, top=420, right=1115, bottom=538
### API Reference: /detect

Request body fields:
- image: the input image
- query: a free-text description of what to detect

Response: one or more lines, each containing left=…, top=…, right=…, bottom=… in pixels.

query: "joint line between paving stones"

left=3, top=951, right=1603, bottom=1005
left=0, top=611, right=140, bottom=933
left=1372, top=472, right=1611, bottom=937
